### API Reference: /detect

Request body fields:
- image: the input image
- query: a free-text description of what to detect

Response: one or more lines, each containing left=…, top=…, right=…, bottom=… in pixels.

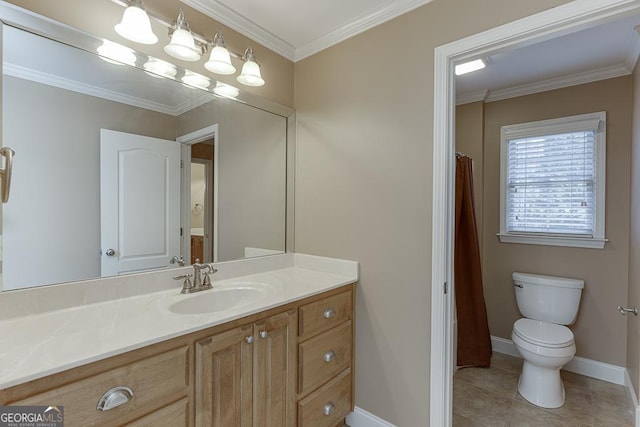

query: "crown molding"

left=181, top=0, right=296, bottom=60
left=625, top=25, right=640, bottom=71
left=294, top=0, right=435, bottom=61
left=456, top=89, right=489, bottom=106
left=486, top=63, right=631, bottom=102
left=183, top=0, right=434, bottom=62
left=4, top=63, right=190, bottom=116
left=455, top=63, right=631, bottom=105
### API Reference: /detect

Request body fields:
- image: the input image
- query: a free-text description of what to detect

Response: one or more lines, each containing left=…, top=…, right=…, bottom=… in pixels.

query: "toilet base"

left=518, top=360, right=566, bottom=408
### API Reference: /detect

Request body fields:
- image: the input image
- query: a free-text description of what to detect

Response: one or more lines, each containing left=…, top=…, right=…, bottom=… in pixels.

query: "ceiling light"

left=236, top=48, right=264, bottom=87
left=213, top=82, right=240, bottom=98
left=164, top=9, right=201, bottom=62
left=455, top=59, right=485, bottom=76
left=114, top=0, right=158, bottom=45
left=97, top=40, right=137, bottom=66
left=143, top=57, right=177, bottom=79
left=204, top=31, right=236, bottom=75
left=182, top=70, right=210, bottom=90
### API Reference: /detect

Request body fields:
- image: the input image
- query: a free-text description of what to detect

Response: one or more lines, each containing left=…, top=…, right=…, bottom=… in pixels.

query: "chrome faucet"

left=174, top=259, right=217, bottom=294
left=170, top=256, right=186, bottom=267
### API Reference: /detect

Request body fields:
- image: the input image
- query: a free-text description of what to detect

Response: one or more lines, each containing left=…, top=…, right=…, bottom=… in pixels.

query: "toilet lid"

left=513, top=318, right=574, bottom=348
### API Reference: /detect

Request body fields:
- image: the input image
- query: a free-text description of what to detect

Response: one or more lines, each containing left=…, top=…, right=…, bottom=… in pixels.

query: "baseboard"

left=623, top=369, right=640, bottom=427
left=490, top=335, right=626, bottom=385
left=346, top=407, right=396, bottom=427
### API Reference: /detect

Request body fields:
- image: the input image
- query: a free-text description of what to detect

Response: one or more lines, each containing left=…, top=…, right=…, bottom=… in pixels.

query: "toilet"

left=511, top=272, right=584, bottom=408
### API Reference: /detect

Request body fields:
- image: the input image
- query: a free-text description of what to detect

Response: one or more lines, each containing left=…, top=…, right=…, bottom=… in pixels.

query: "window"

left=498, top=112, right=607, bottom=249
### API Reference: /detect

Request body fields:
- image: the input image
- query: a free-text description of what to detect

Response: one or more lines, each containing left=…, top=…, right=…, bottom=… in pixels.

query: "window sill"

left=497, top=233, right=607, bottom=249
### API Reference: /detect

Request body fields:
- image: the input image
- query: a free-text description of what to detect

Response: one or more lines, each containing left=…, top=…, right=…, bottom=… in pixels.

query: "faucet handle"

left=173, top=274, right=194, bottom=294
left=201, top=265, right=214, bottom=290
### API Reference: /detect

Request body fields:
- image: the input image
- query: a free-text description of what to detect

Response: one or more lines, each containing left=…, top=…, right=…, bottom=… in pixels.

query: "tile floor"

left=453, top=353, right=635, bottom=426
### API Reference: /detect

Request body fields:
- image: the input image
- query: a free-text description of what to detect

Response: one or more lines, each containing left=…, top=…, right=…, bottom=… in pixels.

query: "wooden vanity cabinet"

left=0, top=284, right=355, bottom=427
left=0, top=343, right=193, bottom=426
left=194, top=310, right=297, bottom=427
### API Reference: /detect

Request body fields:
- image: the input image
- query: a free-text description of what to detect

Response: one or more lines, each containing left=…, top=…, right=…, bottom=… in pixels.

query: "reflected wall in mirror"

left=1, top=10, right=288, bottom=291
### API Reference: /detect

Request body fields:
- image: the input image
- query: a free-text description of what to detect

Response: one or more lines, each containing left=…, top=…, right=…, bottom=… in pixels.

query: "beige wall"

left=294, top=0, right=571, bottom=424
left=481, top=76, right=633, bottom=366
left=628, top=63, right=640, bottom=397
left=455, top=101, right=485, bottom=255
left=6, top=0, right=294, bottom=107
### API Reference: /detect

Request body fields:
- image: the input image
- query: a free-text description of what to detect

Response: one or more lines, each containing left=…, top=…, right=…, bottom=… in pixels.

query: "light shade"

left=164, top=9, right=201, bottom=61
left=213, top=82, right=240, bottom=98
left=205, top=46, right=236, bottom=75
left=182, top=70, right=210, bottom=90
left=455, top=59, right=485, bottom=76
left=236, top=48, right=264, bottom=87
left=204, top=32, right=236, bottom=75
left=144, top=57, right=177, bottom=79
left=97, top=40, right=137, bottom=66
left=114, top=0, right=158, bottom=45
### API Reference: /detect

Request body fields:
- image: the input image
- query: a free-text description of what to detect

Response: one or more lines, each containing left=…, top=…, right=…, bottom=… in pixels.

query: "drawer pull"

left=97, top=386, right=134, bottom=411
left=245, top=336, right=254, bottom=344
left=323, top=350, right=336, bottom=363
left=323, top=402, right=336, bottom=416
left=323, top=308, right=336, bottom=319
left=259, top=330, right=268, bottom=339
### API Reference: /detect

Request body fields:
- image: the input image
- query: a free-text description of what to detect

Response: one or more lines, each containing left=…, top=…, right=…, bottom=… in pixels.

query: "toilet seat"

left=513, top=318, right=574, bottom=348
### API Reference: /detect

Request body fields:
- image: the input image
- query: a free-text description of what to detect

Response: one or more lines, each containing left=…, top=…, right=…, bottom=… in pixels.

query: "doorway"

left=177, top=124, right=219, bottom=264
left=429, top=1, right=640, bottom=425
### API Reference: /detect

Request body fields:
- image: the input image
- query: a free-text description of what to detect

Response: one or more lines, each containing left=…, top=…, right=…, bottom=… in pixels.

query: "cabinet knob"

left=259, top=330, right=268, bottom=339
left=323, top=308, right=336, bottom=319
left=323, top=402, right=336, bottom=416
left=323, top=350, right=336, bottom=363
left=96, top=386, right=134, bottom=411
left=245, top=336, right=254, bottom=344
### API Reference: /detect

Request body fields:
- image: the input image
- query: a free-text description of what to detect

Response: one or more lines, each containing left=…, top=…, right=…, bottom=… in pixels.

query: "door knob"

left=105, top=249, right=116, bottom=256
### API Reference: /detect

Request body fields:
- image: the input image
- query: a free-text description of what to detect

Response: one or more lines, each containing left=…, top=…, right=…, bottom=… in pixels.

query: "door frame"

left=177, top=124, right=220, bottom=263
left=429, top=1, right=640, bottom=425
left=190, top=157, right=214, bottom=262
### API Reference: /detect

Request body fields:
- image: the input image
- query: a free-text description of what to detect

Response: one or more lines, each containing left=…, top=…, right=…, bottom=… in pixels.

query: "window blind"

left=506, top=130, right=596, bottom=236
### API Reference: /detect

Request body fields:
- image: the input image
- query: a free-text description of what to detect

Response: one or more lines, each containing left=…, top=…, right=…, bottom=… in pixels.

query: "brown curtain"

left=455, top=154, right=492, bottom=367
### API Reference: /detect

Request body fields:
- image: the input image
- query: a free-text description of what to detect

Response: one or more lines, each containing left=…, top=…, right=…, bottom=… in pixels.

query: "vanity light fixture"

left=204, top=31, right=236, bottom=75
left=455, top=59, right=486, bottom=76
left=213, top=82, right=240, bottom=98
left=114, top=0, right=158, bottom=45
left=181, top=70, right=211, bottom=90
left=143, top=57, right=177, bottom=79
left=236, top=48, right=265, bottom=87
left=109, top=0, right=268, bottom=86
left=164, top=8, right=202, bottom=62
left=97, top=40, right=137, bottom=66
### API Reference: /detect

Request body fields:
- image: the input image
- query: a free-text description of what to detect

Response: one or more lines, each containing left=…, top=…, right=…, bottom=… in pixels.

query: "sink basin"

left=168, top=286, right=267, bottom=315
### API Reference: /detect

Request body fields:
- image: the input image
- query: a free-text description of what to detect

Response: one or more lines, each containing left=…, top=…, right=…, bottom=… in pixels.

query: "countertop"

left=0, top=253, right=358, bottom=389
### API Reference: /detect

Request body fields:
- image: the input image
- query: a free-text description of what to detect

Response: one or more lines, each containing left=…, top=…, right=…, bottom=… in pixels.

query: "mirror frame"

left=0, top=2, right=296, bottom=290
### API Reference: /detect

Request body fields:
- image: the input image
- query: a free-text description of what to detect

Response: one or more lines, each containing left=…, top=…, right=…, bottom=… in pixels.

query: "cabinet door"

left=253, top=310, right=297, bottom=427
left=195, top=325, right=253, bottom=427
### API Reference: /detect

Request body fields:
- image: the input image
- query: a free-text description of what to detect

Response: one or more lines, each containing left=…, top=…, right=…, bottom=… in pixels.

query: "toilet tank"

left=513, top=272, right=584, bottom=325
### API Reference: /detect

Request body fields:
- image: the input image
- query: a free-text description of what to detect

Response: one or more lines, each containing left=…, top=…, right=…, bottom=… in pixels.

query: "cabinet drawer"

left=299, top=320, right=352, bottom=395
left=299, top=291, right=352, bottom=340
left=298, top=369, right=352, bottom=427
left=12, top=346, right=190, bottom=426
left=128, top=397, right=188, bottom=426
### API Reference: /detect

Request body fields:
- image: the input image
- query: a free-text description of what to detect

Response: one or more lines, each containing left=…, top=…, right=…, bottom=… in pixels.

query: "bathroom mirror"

left=0, top=5, right=291, bottom=291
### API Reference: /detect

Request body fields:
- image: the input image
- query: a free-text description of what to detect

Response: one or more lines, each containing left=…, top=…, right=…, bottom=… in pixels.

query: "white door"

left=100, top=129, right=181, bottom=276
